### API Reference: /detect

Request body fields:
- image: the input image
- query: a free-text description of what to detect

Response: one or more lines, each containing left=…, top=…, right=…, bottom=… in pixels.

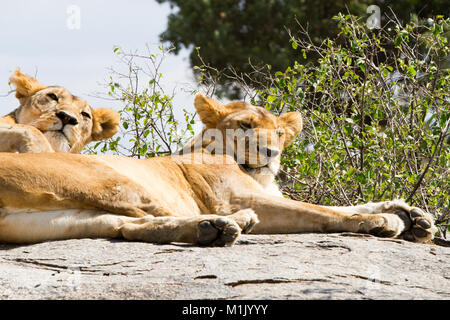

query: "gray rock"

left=0, top=233, right=449, bottom=299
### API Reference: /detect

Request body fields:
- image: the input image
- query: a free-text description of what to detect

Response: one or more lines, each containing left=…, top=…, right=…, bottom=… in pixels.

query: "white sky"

left=0, top=0, right=202, bottom=131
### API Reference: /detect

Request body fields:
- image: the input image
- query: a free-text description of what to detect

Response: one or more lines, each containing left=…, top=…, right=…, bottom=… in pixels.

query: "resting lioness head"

left=190, top=93, right=302, bottom=193
left=8, top=68, right=120, bottom=153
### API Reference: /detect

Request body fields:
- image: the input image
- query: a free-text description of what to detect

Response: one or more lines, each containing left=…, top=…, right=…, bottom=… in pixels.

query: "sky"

left=0, top=0, right=203, bottom=131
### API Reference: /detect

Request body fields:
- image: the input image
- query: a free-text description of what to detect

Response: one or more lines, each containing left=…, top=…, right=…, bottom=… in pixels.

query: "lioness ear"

left=9, top=68, right=46, bottom=104
left=280, top=112, right=303, bottom=147
left=194, top=93, right=226, bottom=128
left=91, top=108, right=120, bottom=141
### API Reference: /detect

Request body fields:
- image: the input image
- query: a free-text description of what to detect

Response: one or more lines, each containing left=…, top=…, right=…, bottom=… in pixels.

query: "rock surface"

left=0, top=233, right=449, bottom=300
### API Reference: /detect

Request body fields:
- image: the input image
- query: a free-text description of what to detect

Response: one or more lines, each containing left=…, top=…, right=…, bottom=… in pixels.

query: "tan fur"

left=0, top=93, right=436, bottom=246
left=0, top=68, right=119, bottom=153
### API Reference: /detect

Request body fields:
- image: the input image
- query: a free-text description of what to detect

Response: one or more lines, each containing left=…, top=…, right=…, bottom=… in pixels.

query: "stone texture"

left=0, top=233, right=449, bottom=300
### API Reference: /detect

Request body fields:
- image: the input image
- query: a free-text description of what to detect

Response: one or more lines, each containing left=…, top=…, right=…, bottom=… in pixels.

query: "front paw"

left=400, top=207, right=436, bottom=243
left=381, top=200, right=436, bottom=243
left=228, top=209, right=259, bottom=234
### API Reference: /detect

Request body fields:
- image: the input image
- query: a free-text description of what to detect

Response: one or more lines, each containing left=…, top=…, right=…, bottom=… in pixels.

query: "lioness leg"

left=0, top=123, right=54, bottom=153
left=231, top=193, right=434, bottom=242
left=0, top=209, right=241, bottom=246
left=121, top=214, right=241, bottom=246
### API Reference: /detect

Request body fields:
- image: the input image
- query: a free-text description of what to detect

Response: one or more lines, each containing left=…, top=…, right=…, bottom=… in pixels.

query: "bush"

left=250, top=13, right=449, bottom=236
left=87, top=45, right=196, bottom=158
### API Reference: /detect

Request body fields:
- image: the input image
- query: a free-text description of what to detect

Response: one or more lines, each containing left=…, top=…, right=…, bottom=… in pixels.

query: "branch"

left=406, top=119, right=449, bottom=202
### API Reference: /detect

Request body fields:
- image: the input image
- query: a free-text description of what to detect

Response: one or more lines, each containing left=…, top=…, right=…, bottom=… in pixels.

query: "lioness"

left=0, top=68, right=120, bottom=153
left=0, top=94, right=436, bottom=245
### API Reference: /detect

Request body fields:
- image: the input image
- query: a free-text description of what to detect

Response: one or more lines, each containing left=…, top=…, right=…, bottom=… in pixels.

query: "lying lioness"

left=0, top=68, right=120, bottom=153
left=0, top=94, right=436, bottom=245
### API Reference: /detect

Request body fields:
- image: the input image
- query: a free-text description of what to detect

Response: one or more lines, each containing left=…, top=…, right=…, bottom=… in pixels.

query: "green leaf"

left=407, top=66, right=416, bottom=76
left=357, top=172, right=367, bottom=184
left=267, top=96, right=276, bottom=103
left=359, top=64, right=366, bottom=73
left=139, top=144, right=148, bottom=157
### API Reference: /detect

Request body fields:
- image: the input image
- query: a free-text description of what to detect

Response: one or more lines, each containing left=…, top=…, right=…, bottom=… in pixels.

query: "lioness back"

left=0, top=153, right=203, bottom=217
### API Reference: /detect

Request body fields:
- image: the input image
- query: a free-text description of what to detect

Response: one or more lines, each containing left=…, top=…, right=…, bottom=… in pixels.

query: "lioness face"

left=10, top=68, right=120, bottom=153
left=194, top=94, right=303, bottom=175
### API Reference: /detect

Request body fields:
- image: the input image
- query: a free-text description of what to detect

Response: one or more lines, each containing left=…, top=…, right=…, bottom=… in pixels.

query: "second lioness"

left=0, top=68, right=119, bottom=153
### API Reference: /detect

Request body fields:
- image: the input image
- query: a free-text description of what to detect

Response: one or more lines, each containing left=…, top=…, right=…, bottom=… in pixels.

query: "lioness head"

left=193, top=93, right=302, bottom=177
left=9, top=68, right=120, bottom=153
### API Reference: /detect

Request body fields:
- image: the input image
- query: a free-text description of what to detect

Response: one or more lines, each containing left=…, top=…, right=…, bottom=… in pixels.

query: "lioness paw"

left=197, top=217, right=241, bottom=247
left=228, top=209, right=259, bottom=234
left=400, top=207, right=436, bottom=243
left=374, top=201, right=436, bottom=243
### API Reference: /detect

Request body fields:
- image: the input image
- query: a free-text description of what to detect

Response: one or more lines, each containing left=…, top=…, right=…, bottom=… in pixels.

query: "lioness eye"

left=239, top=121, right=252, bottom=130
left=81, top=111, right=91, bottom=119
left=276, top=129, right=283, bottom=137
left=47, top=93, right=58, bottom=102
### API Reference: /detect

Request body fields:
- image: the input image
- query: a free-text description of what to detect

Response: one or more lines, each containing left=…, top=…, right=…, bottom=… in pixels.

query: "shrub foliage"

left=252, top=14, right=449, bottom=234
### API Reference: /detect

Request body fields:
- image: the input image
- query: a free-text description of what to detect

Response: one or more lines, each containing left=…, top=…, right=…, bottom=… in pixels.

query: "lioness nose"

left=260, top=147, right=279, bottom=158
left=56, top=111, right=78, bottom=126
